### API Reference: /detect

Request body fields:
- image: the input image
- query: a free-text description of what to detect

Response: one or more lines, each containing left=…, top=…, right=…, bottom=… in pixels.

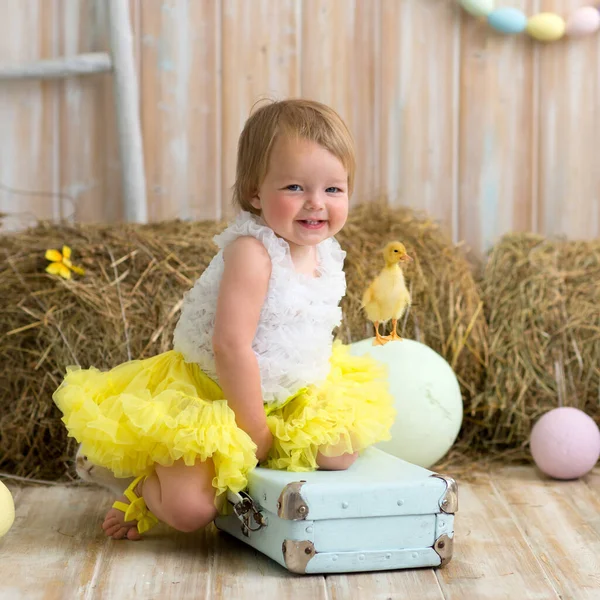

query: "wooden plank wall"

left=1, top=0, right=599, bottom=255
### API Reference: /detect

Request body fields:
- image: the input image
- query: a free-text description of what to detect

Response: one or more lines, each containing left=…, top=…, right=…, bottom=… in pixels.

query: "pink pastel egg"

left=530, top=407, right=600, bottom=480
left=566, top=6, right=600, bottom=37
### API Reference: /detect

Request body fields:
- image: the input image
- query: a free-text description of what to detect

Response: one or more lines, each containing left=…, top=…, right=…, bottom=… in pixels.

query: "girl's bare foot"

left=101, top=480, right=144, bottom=541
left=102, top=503, right=142, bottom=540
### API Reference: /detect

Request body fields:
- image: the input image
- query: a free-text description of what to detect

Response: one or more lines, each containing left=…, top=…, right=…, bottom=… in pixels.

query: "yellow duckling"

left=362, top=241, right=413, bottom=346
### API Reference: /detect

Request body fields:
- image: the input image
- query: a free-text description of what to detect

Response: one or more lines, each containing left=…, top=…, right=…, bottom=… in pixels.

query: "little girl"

left=53, top=99, right=395, bottom=541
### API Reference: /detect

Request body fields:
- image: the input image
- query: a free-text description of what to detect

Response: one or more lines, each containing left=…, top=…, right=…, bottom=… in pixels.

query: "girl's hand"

left=254, top=427, right=274, bottom=463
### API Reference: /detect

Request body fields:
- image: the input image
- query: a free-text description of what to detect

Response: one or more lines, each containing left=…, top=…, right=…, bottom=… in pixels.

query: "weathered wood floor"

left=1, top=466, right=599, bottom=599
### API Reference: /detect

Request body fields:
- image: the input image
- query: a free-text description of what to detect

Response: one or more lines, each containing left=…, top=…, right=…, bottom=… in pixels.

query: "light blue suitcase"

left=215, top=447, right=457, bottom=574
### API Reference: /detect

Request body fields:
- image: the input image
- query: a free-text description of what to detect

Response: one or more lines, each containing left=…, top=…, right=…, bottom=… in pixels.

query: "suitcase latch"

left=228, top=490, right=267, bottom=537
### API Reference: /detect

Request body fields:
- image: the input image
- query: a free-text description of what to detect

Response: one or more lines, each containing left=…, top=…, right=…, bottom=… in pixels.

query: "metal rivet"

left=412, top=552, right=418, bottom=559
left=306, top=526, right=313, bottom=534
left=397, top=499, right=404, bottom=506
left=276, top=501, right=281, bottom=510
left=342, top=501, right=349, bottom=509
left=442, top=498, right=449, bottom=506
left=438, top=541, right=445, bottom=549
left=332, top=555, right=338, bottom=561
left=385, top=553, right=391, bottom=559
left=359, top=554, right=365, bottom=561
left=304, top=547, right=312, bottom=555
left=439, top=521, right=445, bottom=528
left=298, top=505, right=307, bottom=515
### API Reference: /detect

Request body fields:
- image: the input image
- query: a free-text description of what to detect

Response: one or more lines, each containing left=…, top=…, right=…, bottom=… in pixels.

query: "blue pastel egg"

left=487, top=7, right=528, bottom=34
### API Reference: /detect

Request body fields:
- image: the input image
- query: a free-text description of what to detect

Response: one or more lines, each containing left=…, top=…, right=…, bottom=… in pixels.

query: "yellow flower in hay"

left=45, top=245, right=85, bottom=280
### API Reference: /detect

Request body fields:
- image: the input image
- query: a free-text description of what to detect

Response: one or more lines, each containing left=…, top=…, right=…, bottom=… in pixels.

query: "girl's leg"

left=146, top=459, right=219, bottom=532
left=102, top=458, right=218, bottom=540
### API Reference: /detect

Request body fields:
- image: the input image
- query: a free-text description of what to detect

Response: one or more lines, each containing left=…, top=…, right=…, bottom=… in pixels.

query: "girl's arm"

left=212, top=236, right=273, bottom=461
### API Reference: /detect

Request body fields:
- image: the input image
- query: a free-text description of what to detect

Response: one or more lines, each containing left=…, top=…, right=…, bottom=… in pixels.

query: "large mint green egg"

left=459, top=0, right=494, bottom=18
left=488, top=7, right=527, bottom=34
left=349, top=338, right=463, bottom=469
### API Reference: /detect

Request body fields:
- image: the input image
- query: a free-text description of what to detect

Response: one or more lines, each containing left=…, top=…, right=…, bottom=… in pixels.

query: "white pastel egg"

left=349, top=338, right=463, bottom=469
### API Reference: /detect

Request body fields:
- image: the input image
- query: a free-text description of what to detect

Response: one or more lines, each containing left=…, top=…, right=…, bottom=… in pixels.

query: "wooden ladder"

left=0, top=0, right=147, bottom=223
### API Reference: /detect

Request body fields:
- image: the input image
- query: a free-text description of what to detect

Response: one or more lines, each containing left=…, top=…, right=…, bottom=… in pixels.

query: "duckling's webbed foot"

left=372, top=322, right=391, bottom=346
left=389, top=319, right=403, bottom=341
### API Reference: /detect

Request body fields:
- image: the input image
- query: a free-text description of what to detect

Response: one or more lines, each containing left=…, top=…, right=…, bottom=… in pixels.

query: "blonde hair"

left=233, top=99, right=356, bottom=214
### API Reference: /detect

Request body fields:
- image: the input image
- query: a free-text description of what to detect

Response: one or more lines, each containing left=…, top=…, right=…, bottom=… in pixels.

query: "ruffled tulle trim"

left=53, top=343, right=395, bottom=496
left=213, top=211, right=288, bottom=267
left=264, top=342, right=395, bottom=471
left=212, top=210, right=347, bottom=283
left=53, top=351, right=257, bottom=497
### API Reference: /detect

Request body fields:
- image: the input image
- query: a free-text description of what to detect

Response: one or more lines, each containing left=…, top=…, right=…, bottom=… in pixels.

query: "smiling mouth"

left=298, top=219, right=327, bottom=230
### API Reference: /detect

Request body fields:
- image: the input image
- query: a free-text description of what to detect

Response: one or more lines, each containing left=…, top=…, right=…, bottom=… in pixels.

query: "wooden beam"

left=108, top=0, right=148, bottom=223
left=0, top=52, right=112, bottom=80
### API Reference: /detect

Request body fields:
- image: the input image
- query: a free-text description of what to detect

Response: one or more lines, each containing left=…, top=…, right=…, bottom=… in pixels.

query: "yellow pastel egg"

left=526, top=12, right=566, bottom=42
left=0, top=481, right=15, bottom=538
left=566, top=7, right=600, bottom=37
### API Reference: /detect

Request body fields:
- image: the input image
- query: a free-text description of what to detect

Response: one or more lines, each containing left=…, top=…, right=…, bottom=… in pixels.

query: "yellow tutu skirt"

left=53, top=342, right=395, bottom=497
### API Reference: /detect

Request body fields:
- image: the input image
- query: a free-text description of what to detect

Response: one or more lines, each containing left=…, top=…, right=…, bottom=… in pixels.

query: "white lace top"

left=172, top=211, right=347, bottom=405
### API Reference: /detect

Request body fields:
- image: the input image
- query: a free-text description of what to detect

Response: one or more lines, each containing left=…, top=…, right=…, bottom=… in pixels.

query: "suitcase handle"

left=227, top=490, right=267, bottom=537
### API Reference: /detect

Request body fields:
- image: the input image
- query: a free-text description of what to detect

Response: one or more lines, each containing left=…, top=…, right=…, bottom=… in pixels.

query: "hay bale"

left=337, top=203, right=488, bottom=403
left=0, top=220, right=225, bottom=480
left=0, top=205, right=487, bottom=480
left=469, top=233, right=600, bottom=458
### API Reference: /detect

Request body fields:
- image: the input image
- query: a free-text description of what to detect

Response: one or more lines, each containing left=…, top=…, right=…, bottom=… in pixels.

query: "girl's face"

left=250, top=136, right=349, bottom=251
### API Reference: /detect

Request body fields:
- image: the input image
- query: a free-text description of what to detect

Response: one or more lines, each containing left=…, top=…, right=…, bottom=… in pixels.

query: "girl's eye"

left=326, top=187, right=342, bottom=194
left=286, top=184, right=302, bottom=192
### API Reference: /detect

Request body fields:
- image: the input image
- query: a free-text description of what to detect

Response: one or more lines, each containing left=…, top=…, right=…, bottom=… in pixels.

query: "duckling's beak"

left=400, top=253, right=413, bottom=262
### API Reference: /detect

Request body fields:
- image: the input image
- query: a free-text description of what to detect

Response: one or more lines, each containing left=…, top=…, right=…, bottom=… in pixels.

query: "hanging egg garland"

left=457, top=1, right=600, bottom=42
